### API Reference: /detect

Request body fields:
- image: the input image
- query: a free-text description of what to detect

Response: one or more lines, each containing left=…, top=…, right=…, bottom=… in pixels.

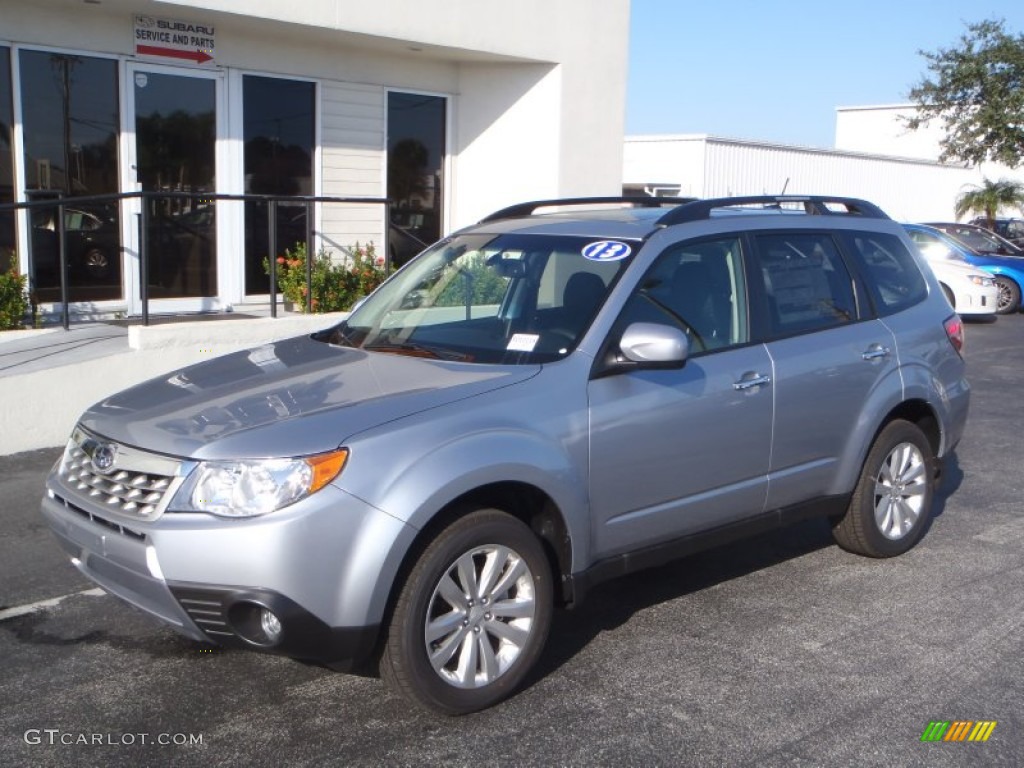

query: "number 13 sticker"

left=582, top=241, right=632, bottom=262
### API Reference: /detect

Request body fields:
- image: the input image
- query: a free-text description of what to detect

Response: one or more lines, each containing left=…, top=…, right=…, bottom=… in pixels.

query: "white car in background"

left=915, top=249, right=998, bottom=318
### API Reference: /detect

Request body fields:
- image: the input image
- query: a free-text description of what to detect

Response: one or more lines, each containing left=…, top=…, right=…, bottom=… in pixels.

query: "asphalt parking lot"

left=1, top=314, right=1022, bottom=767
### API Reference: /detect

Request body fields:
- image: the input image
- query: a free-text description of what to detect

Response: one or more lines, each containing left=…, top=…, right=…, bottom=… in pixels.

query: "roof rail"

left=479, top=196, right=696, bottom=224
left=655, top=195, right=890, bottom=227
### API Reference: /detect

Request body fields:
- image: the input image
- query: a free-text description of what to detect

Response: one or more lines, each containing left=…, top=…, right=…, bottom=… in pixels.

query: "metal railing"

left=0, top=190, right=389, bottom=329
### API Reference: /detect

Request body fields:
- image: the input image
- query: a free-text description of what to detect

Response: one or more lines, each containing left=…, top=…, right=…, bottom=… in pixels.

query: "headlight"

left=169, top=449, right=348, bottom=518
left=968, top=274, right=994, bottom=287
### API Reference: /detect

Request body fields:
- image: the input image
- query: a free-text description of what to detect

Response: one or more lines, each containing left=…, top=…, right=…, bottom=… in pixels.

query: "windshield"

left=317, top=232, right=636, bottom=364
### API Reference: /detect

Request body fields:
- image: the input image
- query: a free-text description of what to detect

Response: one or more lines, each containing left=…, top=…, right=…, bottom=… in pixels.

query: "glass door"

left=125, top=64, right=223, bottom=314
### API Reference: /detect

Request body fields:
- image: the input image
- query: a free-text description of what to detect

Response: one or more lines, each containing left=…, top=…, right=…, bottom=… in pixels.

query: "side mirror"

left=619, top=322, right=689, bottom=367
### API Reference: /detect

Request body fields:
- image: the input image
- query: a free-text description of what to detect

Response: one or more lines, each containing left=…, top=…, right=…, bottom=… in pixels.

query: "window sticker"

left=582, top=240, right=632, bottom=262
left=507, top=333, right=540, bottom=352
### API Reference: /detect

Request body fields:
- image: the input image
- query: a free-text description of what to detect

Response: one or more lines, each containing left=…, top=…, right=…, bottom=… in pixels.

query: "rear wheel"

left=381, top=509, right=553, bottom=715
left=832, top=420, right=934, bottom=558
left=994, top=276, right=1020, bottom=314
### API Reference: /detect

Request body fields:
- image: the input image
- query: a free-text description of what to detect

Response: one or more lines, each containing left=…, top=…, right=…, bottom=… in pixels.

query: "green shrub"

left=265, top=242, right=390, bottom=313
left=0, top=267, right=28, bottom=330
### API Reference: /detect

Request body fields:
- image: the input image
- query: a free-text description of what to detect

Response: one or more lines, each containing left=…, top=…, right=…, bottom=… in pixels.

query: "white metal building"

left=0, top=0, right=629, bottom=317
left=626, top=103, right=1024, bottom=223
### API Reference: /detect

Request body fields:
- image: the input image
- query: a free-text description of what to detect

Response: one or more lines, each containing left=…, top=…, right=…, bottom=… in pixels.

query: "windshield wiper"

left=363, top=340, right=472, bottom=361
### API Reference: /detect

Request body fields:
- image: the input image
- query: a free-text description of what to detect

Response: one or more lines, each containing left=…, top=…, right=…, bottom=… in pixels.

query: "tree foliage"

left=954, top=177, right=1024, bottom=225
left=907, top=19, right=1024, bottom=168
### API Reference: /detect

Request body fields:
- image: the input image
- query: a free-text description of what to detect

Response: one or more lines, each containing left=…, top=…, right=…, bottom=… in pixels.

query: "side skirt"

left=562, top=494, right=850, bottom=606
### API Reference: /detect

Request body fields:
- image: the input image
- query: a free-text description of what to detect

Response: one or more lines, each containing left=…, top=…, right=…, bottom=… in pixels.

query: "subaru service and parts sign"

left=134, top=16, right=216, bottom=65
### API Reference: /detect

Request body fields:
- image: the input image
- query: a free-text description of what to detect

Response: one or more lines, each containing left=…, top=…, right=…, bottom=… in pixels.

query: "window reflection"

left=388, top=92, right=446, bottom=267
left=242, top=75, right=314, bottom=295
left=19, top=50, right=121, bottom=301
left=135, top=71, right=217, bottom=299
left=0, top=48, right=14, bottom=273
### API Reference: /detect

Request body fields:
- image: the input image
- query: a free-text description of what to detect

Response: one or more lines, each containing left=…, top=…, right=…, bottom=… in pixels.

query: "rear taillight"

left=944, top=314, right=964, bottom=356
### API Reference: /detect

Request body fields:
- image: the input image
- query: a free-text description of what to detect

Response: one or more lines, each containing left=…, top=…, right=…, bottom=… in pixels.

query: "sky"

left=626, top=0, right=1024, bottom=149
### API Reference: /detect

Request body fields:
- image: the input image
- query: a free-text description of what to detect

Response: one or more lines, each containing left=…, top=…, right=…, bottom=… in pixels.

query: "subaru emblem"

left=92, top=444, right=117, bottom=473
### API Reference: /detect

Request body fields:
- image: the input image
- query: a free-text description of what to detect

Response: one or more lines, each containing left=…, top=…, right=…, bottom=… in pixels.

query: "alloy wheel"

left=423, top=544, right=537, bottom=689
left=873, top=441, right=928, bottom=540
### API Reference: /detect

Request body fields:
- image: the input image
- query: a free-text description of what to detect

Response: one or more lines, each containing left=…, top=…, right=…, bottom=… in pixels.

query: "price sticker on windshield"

left=582, top=240, right=632, bottom=262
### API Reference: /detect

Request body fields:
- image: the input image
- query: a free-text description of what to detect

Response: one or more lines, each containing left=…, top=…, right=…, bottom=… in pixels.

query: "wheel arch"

left=370, top=480, right=576, bottom=666
left=848, top=398, right=942, bottom=492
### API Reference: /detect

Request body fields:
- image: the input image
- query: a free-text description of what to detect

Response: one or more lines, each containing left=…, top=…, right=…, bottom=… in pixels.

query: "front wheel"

left=381, top=509, right=553, bottom=715
left=994, top=276, right=1021, bottom=314
left=832, top=420, right=935, bottom=558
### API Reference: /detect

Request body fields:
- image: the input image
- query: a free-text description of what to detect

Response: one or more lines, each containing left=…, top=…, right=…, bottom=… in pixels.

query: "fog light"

left=260, top=608, right=282, bottom=643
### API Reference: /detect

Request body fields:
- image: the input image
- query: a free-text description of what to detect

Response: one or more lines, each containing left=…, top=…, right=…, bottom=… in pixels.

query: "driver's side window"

left=613, top=236, right=748, bottom=354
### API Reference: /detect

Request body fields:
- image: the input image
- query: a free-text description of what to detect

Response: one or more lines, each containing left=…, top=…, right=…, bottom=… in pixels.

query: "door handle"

left=733, top=372, right=771, bottom=391
left=861, top=344, right=891, bottom=361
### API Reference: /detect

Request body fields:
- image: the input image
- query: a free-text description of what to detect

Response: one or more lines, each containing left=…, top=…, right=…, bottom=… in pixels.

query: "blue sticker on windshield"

left=582, top=240, right=632, bottom=262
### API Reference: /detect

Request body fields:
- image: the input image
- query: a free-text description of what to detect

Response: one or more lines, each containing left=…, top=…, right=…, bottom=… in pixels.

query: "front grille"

left=57, top=427, right=185, bottom=522
left=56, top=494, right=146, bottom=540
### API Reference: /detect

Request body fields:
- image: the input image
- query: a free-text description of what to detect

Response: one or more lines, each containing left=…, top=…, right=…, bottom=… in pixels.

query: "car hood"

left=79, top=335, right=539, bottom=460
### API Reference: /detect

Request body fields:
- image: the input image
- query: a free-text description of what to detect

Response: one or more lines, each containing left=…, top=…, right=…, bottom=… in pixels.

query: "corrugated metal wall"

left=702, top=139, right=976, bottom=221
left=623, top=136, right=982, bottom=223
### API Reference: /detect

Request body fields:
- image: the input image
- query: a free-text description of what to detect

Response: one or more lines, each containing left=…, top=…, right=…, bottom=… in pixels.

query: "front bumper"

left=957, top=284, right=999, bottom=316
left=41, top=473, right=415, bottom=669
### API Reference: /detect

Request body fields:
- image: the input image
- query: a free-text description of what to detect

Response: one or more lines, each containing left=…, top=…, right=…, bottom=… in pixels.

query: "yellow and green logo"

left=921, top=721, right=997, bottom=742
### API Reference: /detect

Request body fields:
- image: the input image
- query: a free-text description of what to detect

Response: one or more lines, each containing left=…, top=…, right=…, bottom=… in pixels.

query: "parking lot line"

left=0, top=588, right=105, bottom=622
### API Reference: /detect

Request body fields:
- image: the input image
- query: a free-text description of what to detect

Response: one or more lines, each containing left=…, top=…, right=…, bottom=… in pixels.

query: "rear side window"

left=751, top=232, right=857, bottom=336
left=845, top=232, right=928, bottom=315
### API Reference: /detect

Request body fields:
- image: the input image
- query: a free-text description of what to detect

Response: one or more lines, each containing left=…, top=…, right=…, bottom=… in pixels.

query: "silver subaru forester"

left=42, top=196, right=970, bottom=714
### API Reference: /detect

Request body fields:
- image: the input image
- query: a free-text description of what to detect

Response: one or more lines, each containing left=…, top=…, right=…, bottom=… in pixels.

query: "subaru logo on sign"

left=92, top=444, right=117, bottom=474
left=581, top=240, right=632, bottom=262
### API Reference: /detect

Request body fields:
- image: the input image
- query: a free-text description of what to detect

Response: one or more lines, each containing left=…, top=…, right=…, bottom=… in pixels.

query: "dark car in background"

left=31, top=204, right=120, bottom=281
left=924, top=222, right=1024, bottom=257
left=969, top=217, right=1024, bottom=248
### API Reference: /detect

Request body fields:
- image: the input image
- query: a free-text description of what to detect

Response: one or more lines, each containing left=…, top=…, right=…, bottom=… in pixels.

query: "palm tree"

left=954, top=178, right=1024, bottom=227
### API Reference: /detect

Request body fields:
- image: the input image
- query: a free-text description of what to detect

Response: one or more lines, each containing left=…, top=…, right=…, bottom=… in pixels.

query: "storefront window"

left=19, top=50, right=121, bottom=301
left=243, top=75, right=314, bottom=295
left=134, top=69, right=217, bottom=300
left=0, top=48, right=14, bottom=272
left=387, top=92, right=446, bottom=266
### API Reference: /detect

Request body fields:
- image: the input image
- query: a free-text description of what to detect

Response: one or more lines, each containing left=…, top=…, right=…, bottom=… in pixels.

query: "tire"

left=994, top=276, right=1020, bottom=314
left=832, top=420, right=934, bottom=558
left=381, top=509, right=553, bottom=715
left=82, top=247, right=110, bottom=279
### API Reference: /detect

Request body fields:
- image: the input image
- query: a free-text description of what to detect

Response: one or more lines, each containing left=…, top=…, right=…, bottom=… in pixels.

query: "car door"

left=749, top=230, right=900, bottom=511
left=587, top=235, right=773, bottom=558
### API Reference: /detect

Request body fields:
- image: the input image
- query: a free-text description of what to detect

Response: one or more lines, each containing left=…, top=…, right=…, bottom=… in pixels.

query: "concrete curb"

left=0, top=312, right=347, bottom=455
left=127, top=312, right=346, bottom=350
left=0, top=327, right=62, bottom=345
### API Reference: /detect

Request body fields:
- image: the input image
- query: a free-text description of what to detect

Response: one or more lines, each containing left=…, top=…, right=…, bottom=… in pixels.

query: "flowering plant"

left=0, top=266, right=28, bottom=330
left=265, top=242, right=390, bottom=313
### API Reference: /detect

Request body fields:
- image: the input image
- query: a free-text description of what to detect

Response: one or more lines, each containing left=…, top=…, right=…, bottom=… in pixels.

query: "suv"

left=42, top=196, right=970, bottom=714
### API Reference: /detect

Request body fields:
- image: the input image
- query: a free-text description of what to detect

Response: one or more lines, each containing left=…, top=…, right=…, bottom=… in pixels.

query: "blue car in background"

left=904, top=223, right=1024, bottom=314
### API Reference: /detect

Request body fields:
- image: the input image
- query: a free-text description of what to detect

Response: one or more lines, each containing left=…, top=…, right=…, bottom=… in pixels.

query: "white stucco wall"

left=834, top=104, right=947, bottom=161
left=2, top=0, right=630, bottom=251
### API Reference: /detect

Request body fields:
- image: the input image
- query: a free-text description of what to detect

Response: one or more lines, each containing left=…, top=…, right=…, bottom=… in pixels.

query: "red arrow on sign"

left=136, top=45, right=213, bottom=64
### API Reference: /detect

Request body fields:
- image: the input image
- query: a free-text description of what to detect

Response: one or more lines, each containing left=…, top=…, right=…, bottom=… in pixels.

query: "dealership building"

left=0, top=0, right=628, bottom=319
